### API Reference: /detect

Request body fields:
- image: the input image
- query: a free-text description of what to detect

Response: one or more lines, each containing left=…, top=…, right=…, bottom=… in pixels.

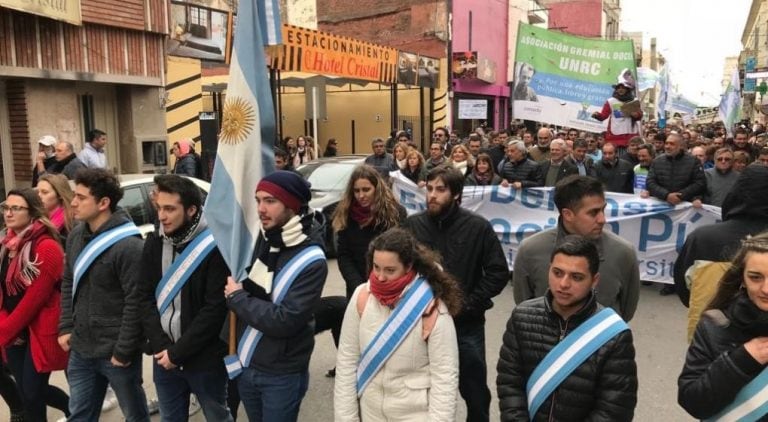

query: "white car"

left=117, top=174, right=210, bottom=238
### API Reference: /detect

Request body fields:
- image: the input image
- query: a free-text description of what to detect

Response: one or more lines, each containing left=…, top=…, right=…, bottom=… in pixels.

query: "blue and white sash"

left=72, top=222, right=141, bottom=303
left=705, top=367, right=768, bottom=422
left=155, top=229, right=216, bottom=315
left=224, top=245, right=325, bottom=379
left=356, top=276, right=434, bottom=396
left=526, top=307, right=629, bottom=419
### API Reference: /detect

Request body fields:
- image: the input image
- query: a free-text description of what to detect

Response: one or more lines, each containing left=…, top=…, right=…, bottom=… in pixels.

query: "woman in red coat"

left=0, top=188, right=68, bottom=421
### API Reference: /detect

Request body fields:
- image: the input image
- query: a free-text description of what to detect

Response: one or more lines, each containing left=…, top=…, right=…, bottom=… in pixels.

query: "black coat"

left=646, top=151, right=706, bottom=201
left=678, top=294, right=768, bottom=420
left=402, top=204, right=508, bottom=323
left=497, top=292, right=638, bottom=421
left=500, top=158, right=542, bottom=188
left=539, top=159, right=579, bottom=187
left=336, top=205, right=407, bottom=299
left=594, top=158, right=635, bottom=193
left=139, top=228, right=229, bottom=371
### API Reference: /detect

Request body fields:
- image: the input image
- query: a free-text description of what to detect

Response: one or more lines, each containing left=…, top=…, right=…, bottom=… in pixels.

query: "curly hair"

left=332, top=164, right=402, bottom=232
left=450, top=143, right=474, bottom=166
left=707, top=231, right=768, bottom=311
left=367, top=228, right=463, bottom=315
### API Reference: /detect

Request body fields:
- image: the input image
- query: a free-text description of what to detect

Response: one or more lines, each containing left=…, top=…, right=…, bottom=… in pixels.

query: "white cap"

left=38, top=135, right=56, bottom=147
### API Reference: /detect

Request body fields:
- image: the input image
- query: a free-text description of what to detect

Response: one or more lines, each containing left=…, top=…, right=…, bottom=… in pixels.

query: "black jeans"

left=456, top=320, right=490, bottom=422
left=6, top=344, right=69, bottom=422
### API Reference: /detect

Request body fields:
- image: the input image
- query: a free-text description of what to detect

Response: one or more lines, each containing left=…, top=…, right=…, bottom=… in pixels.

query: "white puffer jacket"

left=334, top=282, right=459, bottom=421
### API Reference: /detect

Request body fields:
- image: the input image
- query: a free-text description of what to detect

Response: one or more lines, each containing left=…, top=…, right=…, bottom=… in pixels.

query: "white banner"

left=392, top=174, right=722, bottom=284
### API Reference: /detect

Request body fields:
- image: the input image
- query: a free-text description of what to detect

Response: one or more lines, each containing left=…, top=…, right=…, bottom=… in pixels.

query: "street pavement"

left=6, top=259, right=695, bottom=421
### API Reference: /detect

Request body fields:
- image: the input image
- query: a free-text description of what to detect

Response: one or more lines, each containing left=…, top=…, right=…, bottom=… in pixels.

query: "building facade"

left=0, top=1, right=170, bottom=192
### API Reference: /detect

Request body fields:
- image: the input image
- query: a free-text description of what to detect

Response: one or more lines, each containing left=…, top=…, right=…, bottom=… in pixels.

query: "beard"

left=427, top=199, right=453, bottom=217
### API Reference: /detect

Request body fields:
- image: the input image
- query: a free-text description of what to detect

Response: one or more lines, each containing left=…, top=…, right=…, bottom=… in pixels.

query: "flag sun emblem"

left=219, top=97, right=256, bottom=145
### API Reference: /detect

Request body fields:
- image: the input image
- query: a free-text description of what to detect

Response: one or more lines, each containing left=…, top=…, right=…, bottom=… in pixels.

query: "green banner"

left=512, top=23, right=637, bottom=131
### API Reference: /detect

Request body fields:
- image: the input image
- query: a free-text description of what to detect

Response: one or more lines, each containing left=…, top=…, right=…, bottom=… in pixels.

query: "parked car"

left=297, top=155, right=366, bottom=257
left=117, top=174, right=210, bottom=238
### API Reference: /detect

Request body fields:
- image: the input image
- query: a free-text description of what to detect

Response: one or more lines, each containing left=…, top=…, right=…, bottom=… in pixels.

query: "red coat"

left=0, top=236, right=67, bottom=372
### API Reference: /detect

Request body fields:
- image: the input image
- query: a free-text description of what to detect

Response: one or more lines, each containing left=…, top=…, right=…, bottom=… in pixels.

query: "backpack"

left=356, top=287, right=441, bottom=340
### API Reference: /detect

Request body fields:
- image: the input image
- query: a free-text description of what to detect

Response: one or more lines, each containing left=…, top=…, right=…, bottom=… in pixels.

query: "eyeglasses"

left=430, top=147, right=441, bottom=151
left=1, top=205, right=28, bottom=214
left=433, top=134, right=445, bottom=138
left=716, top=157, right=732, bottom=162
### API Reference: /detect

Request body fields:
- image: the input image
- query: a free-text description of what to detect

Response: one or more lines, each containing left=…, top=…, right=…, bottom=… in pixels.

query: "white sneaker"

left=147, top=397, right=160, bottom=415
left=101, top=387, right=118, bottom=412
left=55, top=417, right=67, bottom=422
left=189, top=394, right=201, bottom=416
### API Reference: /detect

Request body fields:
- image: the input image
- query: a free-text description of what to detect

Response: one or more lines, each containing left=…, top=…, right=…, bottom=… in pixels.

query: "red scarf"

left=1, top=220, right=48, bottom=296
left=49, top=206, right=66, bottom=232
left=369, top=269, right=416, bottom=307
left=350, top=201, right=372, bottom=226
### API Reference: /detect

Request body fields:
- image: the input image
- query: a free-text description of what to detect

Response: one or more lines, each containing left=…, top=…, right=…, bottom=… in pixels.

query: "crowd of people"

left=1, top=116, right=768, bottom=421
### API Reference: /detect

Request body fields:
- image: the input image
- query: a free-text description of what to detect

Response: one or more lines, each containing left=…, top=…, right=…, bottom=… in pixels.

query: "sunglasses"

left=716, top=157, right=732, bottom=162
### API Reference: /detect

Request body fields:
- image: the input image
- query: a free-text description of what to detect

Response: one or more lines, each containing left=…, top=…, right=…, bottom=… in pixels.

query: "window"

left=119, top=186, right=150, bottom=228
left=80, top=94, right=94, bottom=138
left=190, top=6, right=208, bottom=27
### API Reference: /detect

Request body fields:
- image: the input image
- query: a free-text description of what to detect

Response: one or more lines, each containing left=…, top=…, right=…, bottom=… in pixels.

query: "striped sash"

left=356, top=276, right=434, bottom=396
left=705, top=367, right=768, bottom=422
left=72, top=222, right=141, bottom=303
left=526, top=307, right=629, bottom=419
left=224, top=245, right=325, bottom=379
left=155, top=229, right=216, bottom=315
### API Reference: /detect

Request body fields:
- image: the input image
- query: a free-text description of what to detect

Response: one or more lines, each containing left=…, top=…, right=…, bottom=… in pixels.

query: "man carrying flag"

left=497, top=235, right=638, bottom=421
left=139, top=175, right=232, bottom=421
left=223, top=171, right=328, bottom=421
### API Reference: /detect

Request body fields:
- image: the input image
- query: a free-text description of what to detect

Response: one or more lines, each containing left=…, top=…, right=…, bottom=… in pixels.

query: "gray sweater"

left=704, top=168, right=739, bottom=207
left=512, top=223, right=640, bottom=321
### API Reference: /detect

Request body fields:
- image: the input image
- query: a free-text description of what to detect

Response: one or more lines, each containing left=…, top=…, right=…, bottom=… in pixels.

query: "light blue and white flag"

left=203, top=0, right=280, bottom=281
left=636, top=67, right=659, bottom=92
left=656, top=65, right=669, bottom=126
left=719, top=70, right=741, bottom=138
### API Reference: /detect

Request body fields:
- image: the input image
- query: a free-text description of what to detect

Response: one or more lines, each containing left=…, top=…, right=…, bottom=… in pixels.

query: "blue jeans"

left=153, top=361, right=233, bottom=422
left=456, top=320, right=490, bottom=422
left=237, top=368, right=308, bottom=422
left=67, top=350, right=149, bottom=422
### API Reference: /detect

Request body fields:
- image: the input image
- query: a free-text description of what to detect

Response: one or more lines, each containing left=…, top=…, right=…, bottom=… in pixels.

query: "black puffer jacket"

left=500, top=158, right=542, bottom=187
left=678, top=293, right=768, bottom=420
left=497, top=292, right=637, bottom=421
left=646, top=151, right=706, bottom=201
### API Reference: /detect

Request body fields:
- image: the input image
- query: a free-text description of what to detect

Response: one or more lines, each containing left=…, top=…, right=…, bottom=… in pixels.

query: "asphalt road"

left=6, top=259, right=695, bottom=421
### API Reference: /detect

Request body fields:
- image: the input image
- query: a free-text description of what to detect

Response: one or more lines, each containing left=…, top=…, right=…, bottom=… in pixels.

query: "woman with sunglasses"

left=0, top=189, right=68, bottom=421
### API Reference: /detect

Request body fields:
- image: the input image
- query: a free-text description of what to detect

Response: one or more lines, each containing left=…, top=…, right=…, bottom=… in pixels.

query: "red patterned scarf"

left=0, top=220, right=48, bottom=296
left=369, top=269, right=416, bottom=307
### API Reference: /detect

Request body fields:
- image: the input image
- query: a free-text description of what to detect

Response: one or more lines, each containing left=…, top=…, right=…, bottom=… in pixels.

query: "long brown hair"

left=3, top=188, right=61, bottom=242
left=332, top=164, right=401, bottom=232
left=707, top=231, right=768, bottom=311
left=38, top=173, right=74, bottom=232
left=367, top=228, right=463, bottom=316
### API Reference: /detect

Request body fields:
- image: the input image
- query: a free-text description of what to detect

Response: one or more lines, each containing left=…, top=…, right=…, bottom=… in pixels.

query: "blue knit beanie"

left=256, top=171, right=311, bottom=213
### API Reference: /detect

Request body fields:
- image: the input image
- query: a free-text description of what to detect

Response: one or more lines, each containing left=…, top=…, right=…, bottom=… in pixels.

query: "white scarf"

left=248, top=214, right=308, bottom=293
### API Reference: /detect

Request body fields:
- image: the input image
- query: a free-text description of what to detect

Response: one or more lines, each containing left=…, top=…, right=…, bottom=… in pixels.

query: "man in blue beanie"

left=223, top=171, right=328, bottom=421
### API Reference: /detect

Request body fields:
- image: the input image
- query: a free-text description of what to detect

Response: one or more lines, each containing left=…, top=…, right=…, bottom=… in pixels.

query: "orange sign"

left=270, top=25, right=398, bottom=84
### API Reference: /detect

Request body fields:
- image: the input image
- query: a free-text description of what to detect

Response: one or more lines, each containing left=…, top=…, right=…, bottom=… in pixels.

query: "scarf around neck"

left=369, top=269, right=416, bottom=307
left=0, top=221, right=49, bottom=296
left=248, top=213, right=312, bottom=293
left=452, top=160, right=468, bottom=175
left=49, top=206, right=66, bottom=233
left=350, top=201, right=372, bottom=226
left=472, top=167, right=493, bottom=185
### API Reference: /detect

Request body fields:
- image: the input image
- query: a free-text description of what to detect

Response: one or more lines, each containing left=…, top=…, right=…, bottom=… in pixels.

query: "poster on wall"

left=417, top=56, right=440, bottom=89
left=452, top=51, right=478, bottom=80
left=513, top=22, right=637, bottom=132
left=458, top=99, right=488, bottom=119
left=168, top=1, right=234, bottom=62
left=398, top=52, right=419, bottom=86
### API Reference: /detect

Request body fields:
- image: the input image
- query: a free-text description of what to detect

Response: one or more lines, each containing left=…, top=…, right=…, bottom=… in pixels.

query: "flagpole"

left=229, top=310, right=237, bottom=355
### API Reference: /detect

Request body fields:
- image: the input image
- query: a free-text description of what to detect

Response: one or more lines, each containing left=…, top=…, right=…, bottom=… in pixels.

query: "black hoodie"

left=673, top=165, right=768, bottom=306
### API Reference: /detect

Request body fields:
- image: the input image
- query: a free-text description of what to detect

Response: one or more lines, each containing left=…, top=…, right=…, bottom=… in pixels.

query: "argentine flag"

left=718, top=70, right=741, bottom=138
left=204, top=0, right=281, bottom=282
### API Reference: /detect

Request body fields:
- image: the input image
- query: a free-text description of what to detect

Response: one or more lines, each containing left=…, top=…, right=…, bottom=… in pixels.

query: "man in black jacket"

left=497, top=236, right=637, bottom=421
left=646, top=132, right=706, bottom=295
left=402, top=166, right=508, bottom=422
left=140, top=175, right=232, bottom=420
left=500, top=140, right=542, bottom=189
left=594, top=143, right=634, bottom=193
left=223, top=171, right=328, bottom=422
left=59, top=168, right=149, bottom=421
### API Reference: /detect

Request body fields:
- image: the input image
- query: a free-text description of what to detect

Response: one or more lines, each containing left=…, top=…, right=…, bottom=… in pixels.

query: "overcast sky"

left=621, top=0, right=752, bottom=105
